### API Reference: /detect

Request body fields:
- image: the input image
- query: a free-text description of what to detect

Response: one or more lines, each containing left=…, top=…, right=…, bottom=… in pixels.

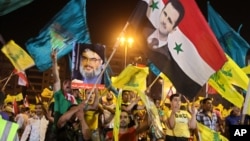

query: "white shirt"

left=20, top=115, right=49, bottom=141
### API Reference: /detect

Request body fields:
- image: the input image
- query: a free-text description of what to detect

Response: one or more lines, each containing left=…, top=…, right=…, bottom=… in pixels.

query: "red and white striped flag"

left=14, top=69, right=29, bottom=87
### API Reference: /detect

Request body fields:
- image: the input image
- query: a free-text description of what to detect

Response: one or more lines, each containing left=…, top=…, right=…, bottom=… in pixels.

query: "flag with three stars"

left=128, top=0, right=227, bottom=99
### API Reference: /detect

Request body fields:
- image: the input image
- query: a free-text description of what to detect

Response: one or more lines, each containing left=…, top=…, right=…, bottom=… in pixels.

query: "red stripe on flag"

left=13, top=69, right=28, bottom=86
left=178, top=0, right=227, bottom=71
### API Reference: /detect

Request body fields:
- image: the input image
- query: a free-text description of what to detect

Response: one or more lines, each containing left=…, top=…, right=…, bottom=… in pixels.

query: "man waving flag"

left=128, top=0, right=227, bottom=99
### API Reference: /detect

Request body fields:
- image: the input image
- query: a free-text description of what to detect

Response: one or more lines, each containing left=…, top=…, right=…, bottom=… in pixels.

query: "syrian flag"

left=128, top=0, right=227, bottom=99
left=13, top=69, right=29, bottom=87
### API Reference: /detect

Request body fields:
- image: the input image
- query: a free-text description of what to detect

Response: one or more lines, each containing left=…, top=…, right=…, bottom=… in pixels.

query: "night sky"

left=0, top=0, right=250, bottom=49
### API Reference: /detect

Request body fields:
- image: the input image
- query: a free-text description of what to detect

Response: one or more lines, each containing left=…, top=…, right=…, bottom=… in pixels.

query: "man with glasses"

left=72, top=43, right=105, bottom=85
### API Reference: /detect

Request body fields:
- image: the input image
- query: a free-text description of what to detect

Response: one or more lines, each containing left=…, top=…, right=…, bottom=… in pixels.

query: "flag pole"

left=1, top=71, right=14, bottom=94
left=146, top=74, right=161, bottom=93
left=205, top=82, right=208, bottom=98
left=241, top=80, right=250, bottom=124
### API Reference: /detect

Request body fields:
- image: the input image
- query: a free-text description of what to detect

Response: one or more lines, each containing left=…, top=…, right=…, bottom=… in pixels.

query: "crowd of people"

left=0, top=50, right=249, bottom=141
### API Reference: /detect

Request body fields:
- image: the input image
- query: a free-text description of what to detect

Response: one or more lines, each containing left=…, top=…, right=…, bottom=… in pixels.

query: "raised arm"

left=51, top=50, right=61, bottom=92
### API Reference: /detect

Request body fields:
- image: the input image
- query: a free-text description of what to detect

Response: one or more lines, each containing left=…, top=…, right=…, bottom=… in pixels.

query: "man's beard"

left=80, top=65, right=102, bottom=79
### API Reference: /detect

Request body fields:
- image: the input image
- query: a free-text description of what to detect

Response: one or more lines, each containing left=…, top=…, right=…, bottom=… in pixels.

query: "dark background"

left=0, top=0, right=250, bottom=48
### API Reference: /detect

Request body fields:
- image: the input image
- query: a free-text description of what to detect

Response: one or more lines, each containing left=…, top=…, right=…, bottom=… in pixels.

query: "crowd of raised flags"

left=1, top=0, right=250, bottom=140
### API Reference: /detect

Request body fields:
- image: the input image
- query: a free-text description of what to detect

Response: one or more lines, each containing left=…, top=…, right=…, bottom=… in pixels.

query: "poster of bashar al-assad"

left=71, top=43, right=105, bottom=89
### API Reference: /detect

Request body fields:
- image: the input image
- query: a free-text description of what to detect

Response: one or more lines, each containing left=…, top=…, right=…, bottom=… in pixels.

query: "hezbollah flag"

left=208, top=54, right=247, bottom=108
left=25, top=0, right=90, bottom=71
left=242, top=65, right=250, bottom=75
left=111, top=64, right=149, bottom=91
left=197, top=122, right=228, bottom=141
left=128, top=0, right=227, bottom=99
left=1, top=40, right=35, bottom=71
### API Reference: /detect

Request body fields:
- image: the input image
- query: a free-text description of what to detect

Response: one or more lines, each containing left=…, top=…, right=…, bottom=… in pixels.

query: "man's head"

left=80, top=48, right=103, bottom=80
left=106, top=90, right=114, bottom=102
left=62, top=79, right=72, bottom=93
left=122, top=90, right=130, bottom=103
left=34, top=102, right=43, bottom=116
left=120, top=110, right=130, bottom=128
left=202, top=97, right=213, bottom=112
left=169, top=93, right=181, bottom=109
left=159, top=0, right=185, bottom=38
left=85, top=88, right=97, bottom=105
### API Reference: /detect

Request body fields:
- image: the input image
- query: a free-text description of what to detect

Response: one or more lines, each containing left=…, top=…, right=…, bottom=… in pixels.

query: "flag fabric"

left=207, top=83, right=218, bottom=95
left=242, top=65, right=250, bottom=75
left=147, top=60, right=173, bottom=85
left=208, top=54, right=248, bottom=108
left=104, top=69, right=119, bottom=97
left=113, top=89, right=122, bottom=141
left=207, top=2, right=250, bottom=68
left=111, top=64, right=149, bottom=91
left=1, top=40, right=35, bottom=71
left=197, top=122, right=228, bottom=141
left=13, top=69, right=29, bottom=87
left=25, top=0, right=90, bottom=71
left=128, top=0, right=227, bottom=99
left=0, top=0, right=33, bottom=16
left=242, top=80, right=250, bottom=116
left=221, top=54, right=249, bottom=90
left=23, top=95, right=29, bottom=107
left=4, top=93, right=23, bottom=103
left=41, top=88, right=53, bottom=99
left=12, top=98, right=18, bottom=115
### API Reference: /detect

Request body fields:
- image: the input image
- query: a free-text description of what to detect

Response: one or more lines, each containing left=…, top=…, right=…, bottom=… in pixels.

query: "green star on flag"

left=149, top=0, right=159, bottom=11
left=173, top=42, right=183, bottom=54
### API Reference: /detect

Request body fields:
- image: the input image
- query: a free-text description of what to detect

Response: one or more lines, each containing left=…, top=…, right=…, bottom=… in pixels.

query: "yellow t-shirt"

left=166, top=110, right=191, bottom=138
left=84, top=110, right=99, bottom=130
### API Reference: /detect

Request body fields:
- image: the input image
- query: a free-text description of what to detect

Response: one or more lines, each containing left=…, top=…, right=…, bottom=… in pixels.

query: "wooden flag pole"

left=146, top=74, right=161, bottom=93
left=1, top=71, right=14, bottom=94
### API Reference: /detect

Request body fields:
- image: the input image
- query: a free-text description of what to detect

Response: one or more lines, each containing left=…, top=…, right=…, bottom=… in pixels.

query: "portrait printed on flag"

left=129, top=0, right=227, bottom=99
left=71, top=43, right=105, bottom=89
left=146, top=0, right=185, bottom=58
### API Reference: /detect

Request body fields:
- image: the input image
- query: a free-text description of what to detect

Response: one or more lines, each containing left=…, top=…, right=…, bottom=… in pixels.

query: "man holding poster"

left=72, top=43, right=105, bottom=89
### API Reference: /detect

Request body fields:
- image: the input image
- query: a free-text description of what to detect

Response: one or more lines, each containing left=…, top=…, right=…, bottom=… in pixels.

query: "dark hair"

left=169, top=93, right=181, bottom=101
left=165, top=0, right=185, bottom=28
left=202, top=97, right=213, bottom=104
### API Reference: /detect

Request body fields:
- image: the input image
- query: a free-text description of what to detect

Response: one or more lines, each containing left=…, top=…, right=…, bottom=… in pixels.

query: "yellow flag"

left=1, top=40, right=35, bottom=71
left=208, top=72, right=244, bottom=108
left=197, top=123, right=228, bottom=141
left=4, top=93, right=23, bottom=103
left=208, top=54, right=247, bottom=108
left=242, top=65, right=250, bottom=75
left=41, top=88, right=53, bottom=98
left=222, top=54, right=249, bottom=90
left=111, top=64, right=148, bottom=91
left=15, top=93, right=24, bottom=101
left=113, top=89, right=122, bottom=141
